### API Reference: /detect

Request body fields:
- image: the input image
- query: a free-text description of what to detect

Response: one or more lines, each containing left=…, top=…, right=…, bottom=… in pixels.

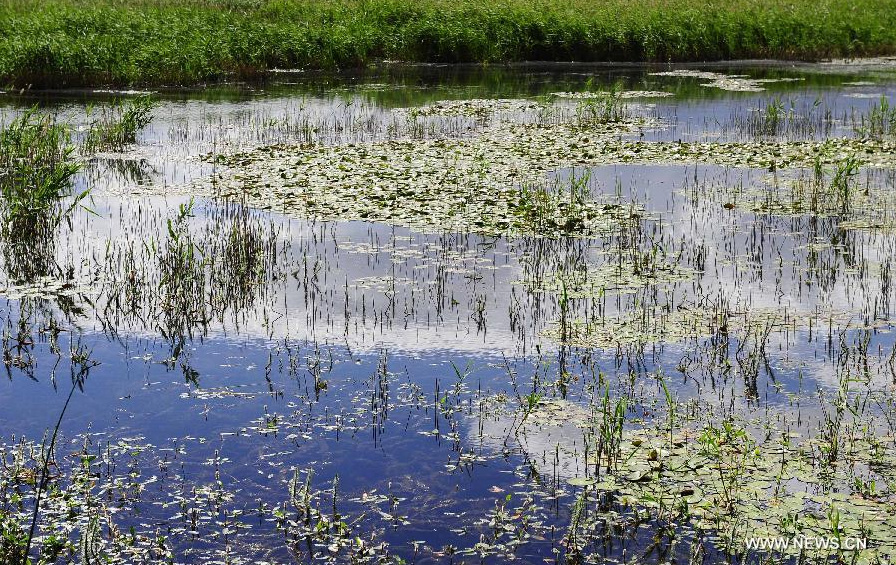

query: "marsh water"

left=3, top=60, right=896, bottom=564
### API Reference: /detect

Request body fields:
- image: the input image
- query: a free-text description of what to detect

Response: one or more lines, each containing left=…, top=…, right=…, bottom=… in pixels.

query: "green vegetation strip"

left=2, top=0, right=896, bottom=87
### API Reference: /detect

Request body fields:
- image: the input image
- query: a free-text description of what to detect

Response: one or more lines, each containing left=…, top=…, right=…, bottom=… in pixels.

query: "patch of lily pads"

left=650, top=70, right=804, bottom=92
left=550, top=91, right=674, bottom=99
left=391, top=98, right=544, bottom=119
left=196, top=118, right=660, bottom=237
left=701, top=165, right=896, bottom=233
left=522, top=401, right=896, bottom=563
left=543, top=307, right=715, bottom=348
left=520, top=260, right=698, bottom=298
left=543, top=306, right=886, bottom=349
left=190, top=111, right=896, bottom=238
left=0, top=275, right=101, bottom=301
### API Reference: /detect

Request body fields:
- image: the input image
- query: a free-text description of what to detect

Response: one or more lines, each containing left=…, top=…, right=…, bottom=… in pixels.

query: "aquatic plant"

left=514, top=170, right=631, bottom=237
left=5, top=56, right=896, bottom=565
left=0, top=108, right=84, bottom=228
left=0, top=108, right=87, bottom=283
left=83, top=95, right=156, bottom=152
left=854, top=96, right=896, bottom=139
left=732, top=95, right=834, bottom=140
left=574, top=89, right=627, bottom=125
left=0, top=513, right=27, bottom=564
left=21, top=344, right=96, bottom=564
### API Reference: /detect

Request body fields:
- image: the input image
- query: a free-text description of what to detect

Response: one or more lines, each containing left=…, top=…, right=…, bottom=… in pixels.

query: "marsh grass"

left=3, top=61, right=896, bottom=565
left=731, top=96, right=835, bottom=140
left=854, top=96, right=896, bottom=139
left=2, top=0, right=896, bottom=86
left=574, top=88, right=627, bottom=125
left=83, top=95, right=155, bottom=153
left=0, top=108, right=83, bottom=227
left=0, top=108, right=87, bottom=283
left=747, top=155, right=867, bottom=218
left=513, top=169, right=639, bottom=237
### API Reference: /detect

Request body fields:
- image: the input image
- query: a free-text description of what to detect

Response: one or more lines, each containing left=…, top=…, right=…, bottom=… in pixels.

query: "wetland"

left=1, top=60, right=896, bottom=564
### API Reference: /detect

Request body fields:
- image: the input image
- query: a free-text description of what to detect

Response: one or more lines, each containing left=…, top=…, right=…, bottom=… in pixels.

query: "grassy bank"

left=0, top=0, right=895, bottom=87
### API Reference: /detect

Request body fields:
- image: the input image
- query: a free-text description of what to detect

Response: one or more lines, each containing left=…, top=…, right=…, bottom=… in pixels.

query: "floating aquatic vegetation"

left=353, top=276, right=418, bottom=292
left=650, top=70, right=733, bottom=80
left=544, top=304, right=882, bottom=349
left=845, top=92, right=887, bottom=99
left=566, top=422, right=896, bottom=563
left=550, top=90, right=673, bottom=99
left=0, top=436, right=183, bottom=564
left=491, top=387, right=896, bottom=564
left=180, top=385, right=259, bottom=400
left=7, top=65, right=896, bottom=565
left=707, top=159, right=896, bottom=234
left=0, top=275, right=100, bottom=301
left=719, top=158, right=867, bottom=217
left=392, top=98, right=544, bottom=118
left=193, top=118, right=655, bottom=237
left=521, top=260, right=698, bottom=298
left=544, top=307, right=716, bottom=348
left=700, top=77, right=803, bottom=93
left=183, top=111, right=896, bottom=238
left=610, top=137, right=896, bottom=168
left=822, top=57, right=896, bottom=69
left=650, top=70, right=803, bottom=92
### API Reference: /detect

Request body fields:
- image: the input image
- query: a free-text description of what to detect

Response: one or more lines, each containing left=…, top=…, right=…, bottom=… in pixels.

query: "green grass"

left=0, top=108, right=82, bottom=224
left=84, top=94, right=155, bottom=152
left=0, top=0, right=895, bottom=87
left=0, top=108, right=85, bottom=282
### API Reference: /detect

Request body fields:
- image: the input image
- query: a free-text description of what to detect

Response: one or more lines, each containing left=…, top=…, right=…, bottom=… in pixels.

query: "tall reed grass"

left=0, top=0, right=894, bottom=87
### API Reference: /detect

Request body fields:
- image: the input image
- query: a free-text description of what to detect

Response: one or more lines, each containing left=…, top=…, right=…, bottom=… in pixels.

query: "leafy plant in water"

left=157, top=198, right=208, bottom=368
left=831, top=155, right=860, bottom=214
left=575, top=86, right=627, bottom=125
left=513, top=169, right=616, bottom=236
left=22, top=342, right=97, bottom=564
left=280, top=469, right=376, bottom=560
left=0, top=108, right=89, bottom=281
left=0, top=108, right=83, bottom=224
left=563, top=490, right=588, bottom=563
left=658, top=374, right=676, bottom=444
left=0, top=107, right=88, bottom=283
left=854, top=96, right=896, bottom=139
left=83, top=95, right=156, bottom=152
left=696, top=420, right=755, bottom=514
left=587, top=385, right=627, bottom=476
left=0, top=512, right=27, bottom=565
left=818, top=357, right=859, bottom=465
left=520, top=392, right=541, bottom=426
left=760, top=96, right=787, bottom=137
